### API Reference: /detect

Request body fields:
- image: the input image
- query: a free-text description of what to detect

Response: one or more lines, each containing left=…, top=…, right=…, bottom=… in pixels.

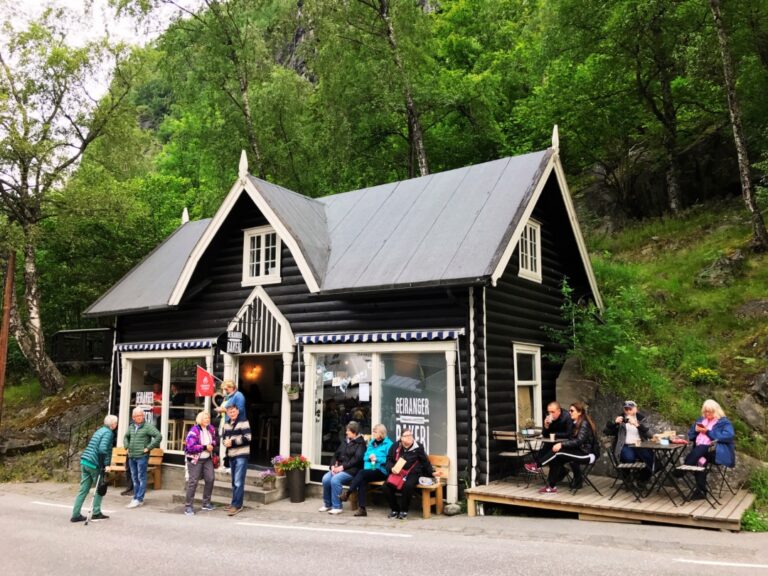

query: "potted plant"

left=271, top=455, right=288, bottom=476
left=284, top=384, right=300, bottom=401
left=257, top=470, right=277, bottom=490
left=278, top=455, right=311, bottom=503
left=522, top=418, right=536, bottom=436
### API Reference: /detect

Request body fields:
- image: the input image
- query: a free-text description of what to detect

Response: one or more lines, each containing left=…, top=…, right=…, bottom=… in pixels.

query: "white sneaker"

left=126, top=499, right=141, bottom=509
left=328, top=508, right=343, bottom=515
left=318, top=505, right=331, bottom=512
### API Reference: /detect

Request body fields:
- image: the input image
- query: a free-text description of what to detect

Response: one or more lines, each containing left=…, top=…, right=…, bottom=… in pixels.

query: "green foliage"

left=742, top=467, right=768, bottom=531
left=689, top=367, right=723, bottom=387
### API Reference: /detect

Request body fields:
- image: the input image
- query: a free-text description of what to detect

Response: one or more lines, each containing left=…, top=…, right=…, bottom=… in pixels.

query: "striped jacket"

left=223, top=415, right=251, bottom=459
left=81, top=426, right=114, bottom=470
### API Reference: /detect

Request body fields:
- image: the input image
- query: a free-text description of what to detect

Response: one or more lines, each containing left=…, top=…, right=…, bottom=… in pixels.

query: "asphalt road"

left=1, top=482, right=767, bottom=576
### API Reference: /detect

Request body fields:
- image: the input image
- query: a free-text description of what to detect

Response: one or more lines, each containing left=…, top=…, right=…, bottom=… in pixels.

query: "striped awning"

left=116, top=340, right=214, bottom=352
left=296, top=329, right=465, bottom=345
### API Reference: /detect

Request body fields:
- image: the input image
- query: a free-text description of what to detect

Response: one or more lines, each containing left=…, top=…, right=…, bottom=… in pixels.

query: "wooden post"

left=0, top=251, right=15, bottom=429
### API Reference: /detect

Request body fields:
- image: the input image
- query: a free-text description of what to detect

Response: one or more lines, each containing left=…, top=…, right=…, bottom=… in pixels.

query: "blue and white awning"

left=296, top=329, right=465, bottom=345
left=116, top=340, right=214, bottom=352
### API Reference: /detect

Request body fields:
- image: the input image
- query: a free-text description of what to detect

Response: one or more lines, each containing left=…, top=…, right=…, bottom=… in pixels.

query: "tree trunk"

left=9, top=240, right=65, bottom=396
left=709, top=0, right=768, bottom=251
left=377, top=0, right=429, bottom=177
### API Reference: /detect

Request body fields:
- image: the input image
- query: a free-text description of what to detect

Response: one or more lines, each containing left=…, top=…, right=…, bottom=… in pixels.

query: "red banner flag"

left=196, top=366, right=216, bottom=397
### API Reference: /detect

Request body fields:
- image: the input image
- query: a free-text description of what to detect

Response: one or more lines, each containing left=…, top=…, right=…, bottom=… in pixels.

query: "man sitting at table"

left=524, top=401, right=573, bottom=473
left=604, top=400, right=654, bottom=481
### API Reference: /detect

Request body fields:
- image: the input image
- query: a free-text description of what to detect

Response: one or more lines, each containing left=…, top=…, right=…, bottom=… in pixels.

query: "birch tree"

left=0, top=6, right=137, bottom=394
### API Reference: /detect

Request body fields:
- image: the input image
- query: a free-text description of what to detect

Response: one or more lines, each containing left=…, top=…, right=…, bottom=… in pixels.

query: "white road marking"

left=32, top=501, right=114, bottom=513
left=675, top=559, right=768, bottom=569
left=237, top=521, right=412, bottom=538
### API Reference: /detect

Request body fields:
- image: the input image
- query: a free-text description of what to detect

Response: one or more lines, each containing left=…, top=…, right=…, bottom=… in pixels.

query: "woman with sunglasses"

left=538, top=401, right=599, bottom=494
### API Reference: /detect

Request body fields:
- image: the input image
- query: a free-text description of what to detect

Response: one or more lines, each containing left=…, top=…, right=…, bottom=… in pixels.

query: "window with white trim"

left=513, top=343, right=541, bottom=428
left=242, top=226, right=281, bottom=286
left=518, top=220, right=542, bottom=283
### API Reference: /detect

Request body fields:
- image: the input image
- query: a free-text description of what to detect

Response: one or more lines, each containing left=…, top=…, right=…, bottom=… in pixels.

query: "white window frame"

left=242, top=225, right=281, bottom=286
left=117, top=349, right=214, bottom=454
left=518, top=219, right=542, bottom=283
left=301, top=341, right=459, bottom=503
left=513, top=343, right=542, bottom=428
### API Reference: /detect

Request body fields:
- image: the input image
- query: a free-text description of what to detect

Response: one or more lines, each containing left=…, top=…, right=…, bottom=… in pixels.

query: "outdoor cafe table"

left=636, top=441, right=688, bottom=505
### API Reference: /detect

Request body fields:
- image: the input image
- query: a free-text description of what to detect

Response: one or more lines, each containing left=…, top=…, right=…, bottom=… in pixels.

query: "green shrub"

left=742, top=467, right=768, bottom=532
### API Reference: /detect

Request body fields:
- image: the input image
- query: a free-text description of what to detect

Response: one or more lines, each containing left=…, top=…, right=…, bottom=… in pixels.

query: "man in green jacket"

left=124, top=407, right=162, bottom=508
left=71, top=415, right=118, bottom=522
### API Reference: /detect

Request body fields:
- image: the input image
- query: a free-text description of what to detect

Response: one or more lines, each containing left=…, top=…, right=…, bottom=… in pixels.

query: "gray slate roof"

left=84, top=218, right=211, bottom=316
left=86, top=149, right=554, bottom=315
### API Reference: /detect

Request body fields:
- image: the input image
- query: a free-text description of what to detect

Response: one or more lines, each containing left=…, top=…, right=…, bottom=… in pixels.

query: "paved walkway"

left=3, top=480, right=767, bottom=564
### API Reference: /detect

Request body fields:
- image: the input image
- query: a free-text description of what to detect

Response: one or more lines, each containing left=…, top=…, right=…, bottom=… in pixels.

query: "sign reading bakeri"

left=216, top=330, right=252, bottom=355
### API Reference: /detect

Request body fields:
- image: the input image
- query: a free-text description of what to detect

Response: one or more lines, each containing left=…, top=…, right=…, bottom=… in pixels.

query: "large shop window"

left=313, top=353, right=372, bottom=465
left=514, top=344, right=541, bottom=427
left=309, top=349, right=448, bottom=467
left=126, top=356, right=208, bottom=453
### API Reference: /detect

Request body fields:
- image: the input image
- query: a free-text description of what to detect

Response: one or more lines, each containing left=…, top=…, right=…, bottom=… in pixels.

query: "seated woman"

left=318, top=421, right=366, bottom=515
left=382, top=428, right=439, bottom=520
left=538, top=401, right=599, bottom=494
left=682, top=398, right=735, bottom=500
left=340, top=423, right=393, bottom=517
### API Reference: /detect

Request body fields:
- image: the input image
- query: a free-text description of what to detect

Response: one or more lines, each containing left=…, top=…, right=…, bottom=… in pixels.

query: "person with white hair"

left=70, top=414, right=118, bottom=522
left=124, top=406, right=162, bottom=509
left=340, top=423, right=393, bottom=517
left=183, top=411, right=218, bottom=516
left=682, top=398, right=735, bottom=500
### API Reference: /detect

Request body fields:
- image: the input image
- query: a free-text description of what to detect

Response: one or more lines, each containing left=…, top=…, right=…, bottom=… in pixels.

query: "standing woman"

left=538, top=401, right=599, bottom=494
left=184, top=411, right=218, bottom=515
left=683, top=399, right=735, bottom=500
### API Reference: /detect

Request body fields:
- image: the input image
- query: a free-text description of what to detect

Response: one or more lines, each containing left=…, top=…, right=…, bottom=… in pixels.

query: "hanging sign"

left=216, top=330, right=251, bottom=355
left=196, top=366, right=216, bottom=397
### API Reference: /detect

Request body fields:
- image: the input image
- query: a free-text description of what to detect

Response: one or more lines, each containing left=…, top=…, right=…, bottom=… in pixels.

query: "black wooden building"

left=85, top=130, right=602, bottom=502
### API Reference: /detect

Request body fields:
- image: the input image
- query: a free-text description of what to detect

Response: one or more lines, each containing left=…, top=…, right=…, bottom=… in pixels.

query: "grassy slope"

left=584, top=196, right=768, bottom=529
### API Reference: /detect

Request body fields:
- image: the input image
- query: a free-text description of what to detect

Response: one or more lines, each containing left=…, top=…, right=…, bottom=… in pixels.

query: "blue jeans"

left=620, top=445, right=655, bottom=475
left=230, top=456, right=249, bottom=509
left=128, top=455, right=149, bottom=502
left=322, top=470, right=353, bottom=509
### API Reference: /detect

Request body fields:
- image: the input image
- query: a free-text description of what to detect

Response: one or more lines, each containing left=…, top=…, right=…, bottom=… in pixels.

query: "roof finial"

left=239, top=150, right=248, bottom=178
left=551, top=125, right=560, bottom=153
left=181, top=207, right=189, bottom=225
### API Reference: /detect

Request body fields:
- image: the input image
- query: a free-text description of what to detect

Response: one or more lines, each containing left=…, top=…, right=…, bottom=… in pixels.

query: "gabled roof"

left=86, top=137, right=603, bottom=317
left=84, top=218, right=211, bottom=317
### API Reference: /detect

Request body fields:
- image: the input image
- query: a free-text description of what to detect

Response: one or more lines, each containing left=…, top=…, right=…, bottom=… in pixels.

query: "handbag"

left=96, top=473, right=108, bottom=497
left=212, top=453, right=220, bottom=469
left=385, top=447, right=417, bottom=491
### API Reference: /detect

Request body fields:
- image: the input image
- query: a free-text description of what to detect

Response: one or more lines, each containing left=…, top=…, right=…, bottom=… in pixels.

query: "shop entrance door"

left=238, top=354, right=282, bottom=465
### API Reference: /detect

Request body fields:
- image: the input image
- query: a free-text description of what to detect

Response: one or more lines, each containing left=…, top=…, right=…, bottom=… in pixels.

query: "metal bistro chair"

left=492, top=429, right=544, bottom=487
left=673, top=442, right=720, bottom=508
left=603, top=437, right=646, bottom=501
left=570, top=452, right=602, bottom=496
left=712, top=461, right=737, bottom=499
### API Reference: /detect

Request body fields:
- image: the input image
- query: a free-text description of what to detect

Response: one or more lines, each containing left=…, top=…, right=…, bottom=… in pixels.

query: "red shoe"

left=538, top=486, right=557, bottom=494
left=524, top=463, right=541, bottom=473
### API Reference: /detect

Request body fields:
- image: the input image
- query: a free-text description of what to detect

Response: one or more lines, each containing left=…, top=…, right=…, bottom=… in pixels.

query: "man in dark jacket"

left=382, top=428, right=436, bottom=520
left=71, top=415, right=118, bottom=522
left=318, top=421, right=366, bottom=515
left=604, top=400, right=654, bottom=479
left=525, top=402, right=573, bottom=472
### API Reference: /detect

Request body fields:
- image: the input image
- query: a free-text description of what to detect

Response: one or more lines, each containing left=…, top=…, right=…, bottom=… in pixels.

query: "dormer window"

left=242, top=225, right=281, bottom=286
left=518, top=220, right=541, bottom=283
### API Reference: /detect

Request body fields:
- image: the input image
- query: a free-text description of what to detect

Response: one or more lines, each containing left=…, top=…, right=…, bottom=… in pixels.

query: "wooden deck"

left=465, top=476, right=753, bottom=531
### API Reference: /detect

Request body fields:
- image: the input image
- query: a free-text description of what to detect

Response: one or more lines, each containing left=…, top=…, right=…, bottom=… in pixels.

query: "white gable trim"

left=169, top=176, right=321, bottom=306
left=227, top=285, right=295, bottom=352
left=489, top=152, right=604, bottom=310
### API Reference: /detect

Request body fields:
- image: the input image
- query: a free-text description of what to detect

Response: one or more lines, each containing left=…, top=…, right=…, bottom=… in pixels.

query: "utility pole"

left=0, top=251, right=15, bottom=430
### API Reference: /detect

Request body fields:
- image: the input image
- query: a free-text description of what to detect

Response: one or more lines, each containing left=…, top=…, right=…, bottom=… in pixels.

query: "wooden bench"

left=105, top=447, right=164, bottom=490
left=350, top=454, right=449, bottom=519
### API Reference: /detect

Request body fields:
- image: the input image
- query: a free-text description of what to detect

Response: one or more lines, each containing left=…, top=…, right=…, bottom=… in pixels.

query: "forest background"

left=1, top=0, right=767, bottom=524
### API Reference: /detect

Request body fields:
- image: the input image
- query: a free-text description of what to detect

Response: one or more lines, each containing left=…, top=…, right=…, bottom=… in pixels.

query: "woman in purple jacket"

left=184, top=411, right=219, bottom=515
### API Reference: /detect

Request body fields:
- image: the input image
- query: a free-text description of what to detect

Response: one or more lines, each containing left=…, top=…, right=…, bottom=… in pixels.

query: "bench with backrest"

left=349, top=454, right=449, bottom=518
left=105, top=447, right=164, bottom=490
